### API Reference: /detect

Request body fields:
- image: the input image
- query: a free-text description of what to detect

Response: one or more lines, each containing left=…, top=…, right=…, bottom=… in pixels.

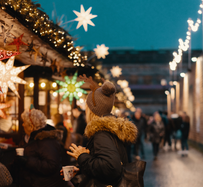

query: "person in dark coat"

left=180, top=114, right=190, bottom=156
left=149, top=112, right=165, bottom=160
left=132, top=109, right=146, bottom=159
left=72, top=106, right=87, bottom=137
left=66, top=79, right=138, bottom=187
left=12, top=106, right=66, bottom=187
left=52, top=113, right=67, bottom=145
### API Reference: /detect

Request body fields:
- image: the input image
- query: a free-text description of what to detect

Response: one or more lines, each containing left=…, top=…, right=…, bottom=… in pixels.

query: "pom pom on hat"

left=86, top=81, right=116, bottom=116
left=101, top=82, right=116, bottom=96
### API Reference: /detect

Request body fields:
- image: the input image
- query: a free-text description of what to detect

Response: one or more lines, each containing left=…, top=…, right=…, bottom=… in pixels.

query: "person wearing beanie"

left=67, top=76, right=138, bottom=187
left=12, top=105, right=66, bottom=187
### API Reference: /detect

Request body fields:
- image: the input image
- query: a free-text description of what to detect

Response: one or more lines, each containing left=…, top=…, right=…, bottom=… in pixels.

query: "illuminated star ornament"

left=73, top=4, right=97, bottom=32
left=0, top=56, right=30, bottom=97
left=55, top=71, right=87, bottom=104
left=0, top=102, right=11, bottom=119
left=110, top=66, right=122, bottom=77
left=94, top=44, right=109, bottom=59
left=8, top=33, right=28, bottom=51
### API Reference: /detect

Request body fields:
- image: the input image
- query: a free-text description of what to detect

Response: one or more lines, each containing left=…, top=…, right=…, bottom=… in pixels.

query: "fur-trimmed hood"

left=29, top=125, right=63, bottom=142
left=34, top=129, right=63, bottom=141
left=84, top=116, right=138, bottom=143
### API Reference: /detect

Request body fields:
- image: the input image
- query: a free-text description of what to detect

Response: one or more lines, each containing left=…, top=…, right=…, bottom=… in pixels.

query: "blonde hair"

left=21, top=109, right=47, bottom=131
left=85, top=104, right=99, bottom=123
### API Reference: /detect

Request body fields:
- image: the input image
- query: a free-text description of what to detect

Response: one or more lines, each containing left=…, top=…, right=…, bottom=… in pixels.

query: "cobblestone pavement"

left=139, top=141, right=203, bottom=187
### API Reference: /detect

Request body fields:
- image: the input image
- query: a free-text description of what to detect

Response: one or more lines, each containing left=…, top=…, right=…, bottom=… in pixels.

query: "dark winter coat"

left=75, top=112, right=87, bottom=136
left=180, top=122, right=190, bottom=139
left=132, top=116, right=145, bottom=138
left=149, top=121, right=165, bottom=143
left=55, top=122, right=68, bottom=145
left=17, top=125, right=65, bottom=187
left=77, top=115, right=138, bottom=187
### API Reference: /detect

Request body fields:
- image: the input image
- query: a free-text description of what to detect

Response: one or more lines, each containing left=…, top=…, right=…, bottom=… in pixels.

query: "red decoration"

left=8, top=33, right=28, bottom=51
left=0, top=49, right=21, bottom=61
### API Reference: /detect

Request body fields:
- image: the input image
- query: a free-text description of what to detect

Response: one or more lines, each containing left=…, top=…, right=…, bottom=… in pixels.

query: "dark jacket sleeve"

left=25, top=139, right=61, bottom=176
left=77, top=132, right=122, bottom=184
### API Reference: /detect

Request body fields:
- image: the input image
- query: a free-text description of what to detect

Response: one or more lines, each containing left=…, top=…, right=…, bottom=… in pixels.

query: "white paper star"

left=110, top=66, right=122, bottom=77
left=94, top=44, right=109, bottom=59
left=73, top=4, right=97, bottom=32
left=0, top=56, right=30, bottom=97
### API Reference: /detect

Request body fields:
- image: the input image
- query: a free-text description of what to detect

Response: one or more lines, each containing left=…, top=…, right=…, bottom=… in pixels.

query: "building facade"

left=100, top=49, right=202, bottom=115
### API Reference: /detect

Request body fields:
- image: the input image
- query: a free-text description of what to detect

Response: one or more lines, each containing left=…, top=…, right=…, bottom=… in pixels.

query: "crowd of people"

left=0, top=78, right=190, bottom=187
left=0, top=79, right=138, bottom=187
left=120, top=108, right=190, bottom=161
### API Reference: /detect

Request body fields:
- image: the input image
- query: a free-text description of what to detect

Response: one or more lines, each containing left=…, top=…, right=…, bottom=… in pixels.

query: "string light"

left=0, top=0, right=85, bottom=66
left=168, top=1, right=203, bottom=73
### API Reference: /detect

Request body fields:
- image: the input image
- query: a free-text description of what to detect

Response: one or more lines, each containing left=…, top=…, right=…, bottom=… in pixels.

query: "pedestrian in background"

left=72, top=106, right=87, bottom=147
left=171, top=112, right=183, bottom=151
left=132, top=108, right=146, bottom=160
left=149, top=112, right=165, bottom=160
left=52, top=113, right=68, bottom=146
left=180, top=113, right=190, bottom=157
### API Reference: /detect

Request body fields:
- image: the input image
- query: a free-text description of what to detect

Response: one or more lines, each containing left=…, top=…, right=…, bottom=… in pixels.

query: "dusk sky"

left=38, top=0, right=203, bottom=51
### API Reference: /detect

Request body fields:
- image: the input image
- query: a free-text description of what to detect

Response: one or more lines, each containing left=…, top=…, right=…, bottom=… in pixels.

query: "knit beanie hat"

left=86, top=81, right=116, bottom=116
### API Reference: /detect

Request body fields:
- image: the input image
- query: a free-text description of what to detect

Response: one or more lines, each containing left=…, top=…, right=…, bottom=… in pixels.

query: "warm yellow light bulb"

left=52, top=82, right=57, bottom=88
left=41, top=82, right=46, bottom=88
left=53, top=92, right=57, bottom=97
left=29, top=82, right=34, bottom=88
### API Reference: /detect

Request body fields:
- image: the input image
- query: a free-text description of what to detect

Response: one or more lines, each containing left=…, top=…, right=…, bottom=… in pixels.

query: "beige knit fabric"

left=86, top=81, right=116, bottom=116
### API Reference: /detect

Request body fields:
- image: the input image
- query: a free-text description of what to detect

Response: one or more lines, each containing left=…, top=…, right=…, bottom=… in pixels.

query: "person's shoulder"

left=94, top=131, right=113, bottom=140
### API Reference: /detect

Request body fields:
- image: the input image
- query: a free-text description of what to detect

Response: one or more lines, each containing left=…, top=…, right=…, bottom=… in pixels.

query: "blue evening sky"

left=38, top=0, right=202, bottom=51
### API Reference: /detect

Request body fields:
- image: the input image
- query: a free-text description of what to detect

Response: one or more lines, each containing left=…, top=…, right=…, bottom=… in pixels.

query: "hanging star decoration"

left=0, top=23, right=14, bottom=46
left=0, top=49, right=21, bottom=61
left=0, top=102, right=11, bottom=119
left=33, top=46, right=41, bottom=62
left=73, top=4, right=97, bottom=32
left=94, top=44, right=109, bottom=59
left=8, top=33, right=28, bottom=51
left=40, top=52, right=49, bottom=67
left=55, top=71, right=87, bottom=104
left=25, top=40, right=36, bottom=58
left=110, top=66, right=122, bottom=77
left=50, top=58, right=61, bottom=73
left=60, top=69, right=67, bottom=78
left=0, top=56, right=30, bottom=98
left=50, top=58, right=57, bottom=72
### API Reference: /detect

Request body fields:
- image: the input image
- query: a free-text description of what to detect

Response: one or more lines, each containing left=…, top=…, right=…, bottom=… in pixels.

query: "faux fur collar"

left=84, top=116, right=138, bottom=143
left=34, top=129, right=62, bottom=141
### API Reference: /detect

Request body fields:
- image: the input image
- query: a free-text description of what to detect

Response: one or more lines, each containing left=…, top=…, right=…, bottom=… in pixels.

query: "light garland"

left=0, top=0, right=85, bottom=66
left=117, top=80, right=135, bottom=102
left=169, top=0, right=203, bottom=72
